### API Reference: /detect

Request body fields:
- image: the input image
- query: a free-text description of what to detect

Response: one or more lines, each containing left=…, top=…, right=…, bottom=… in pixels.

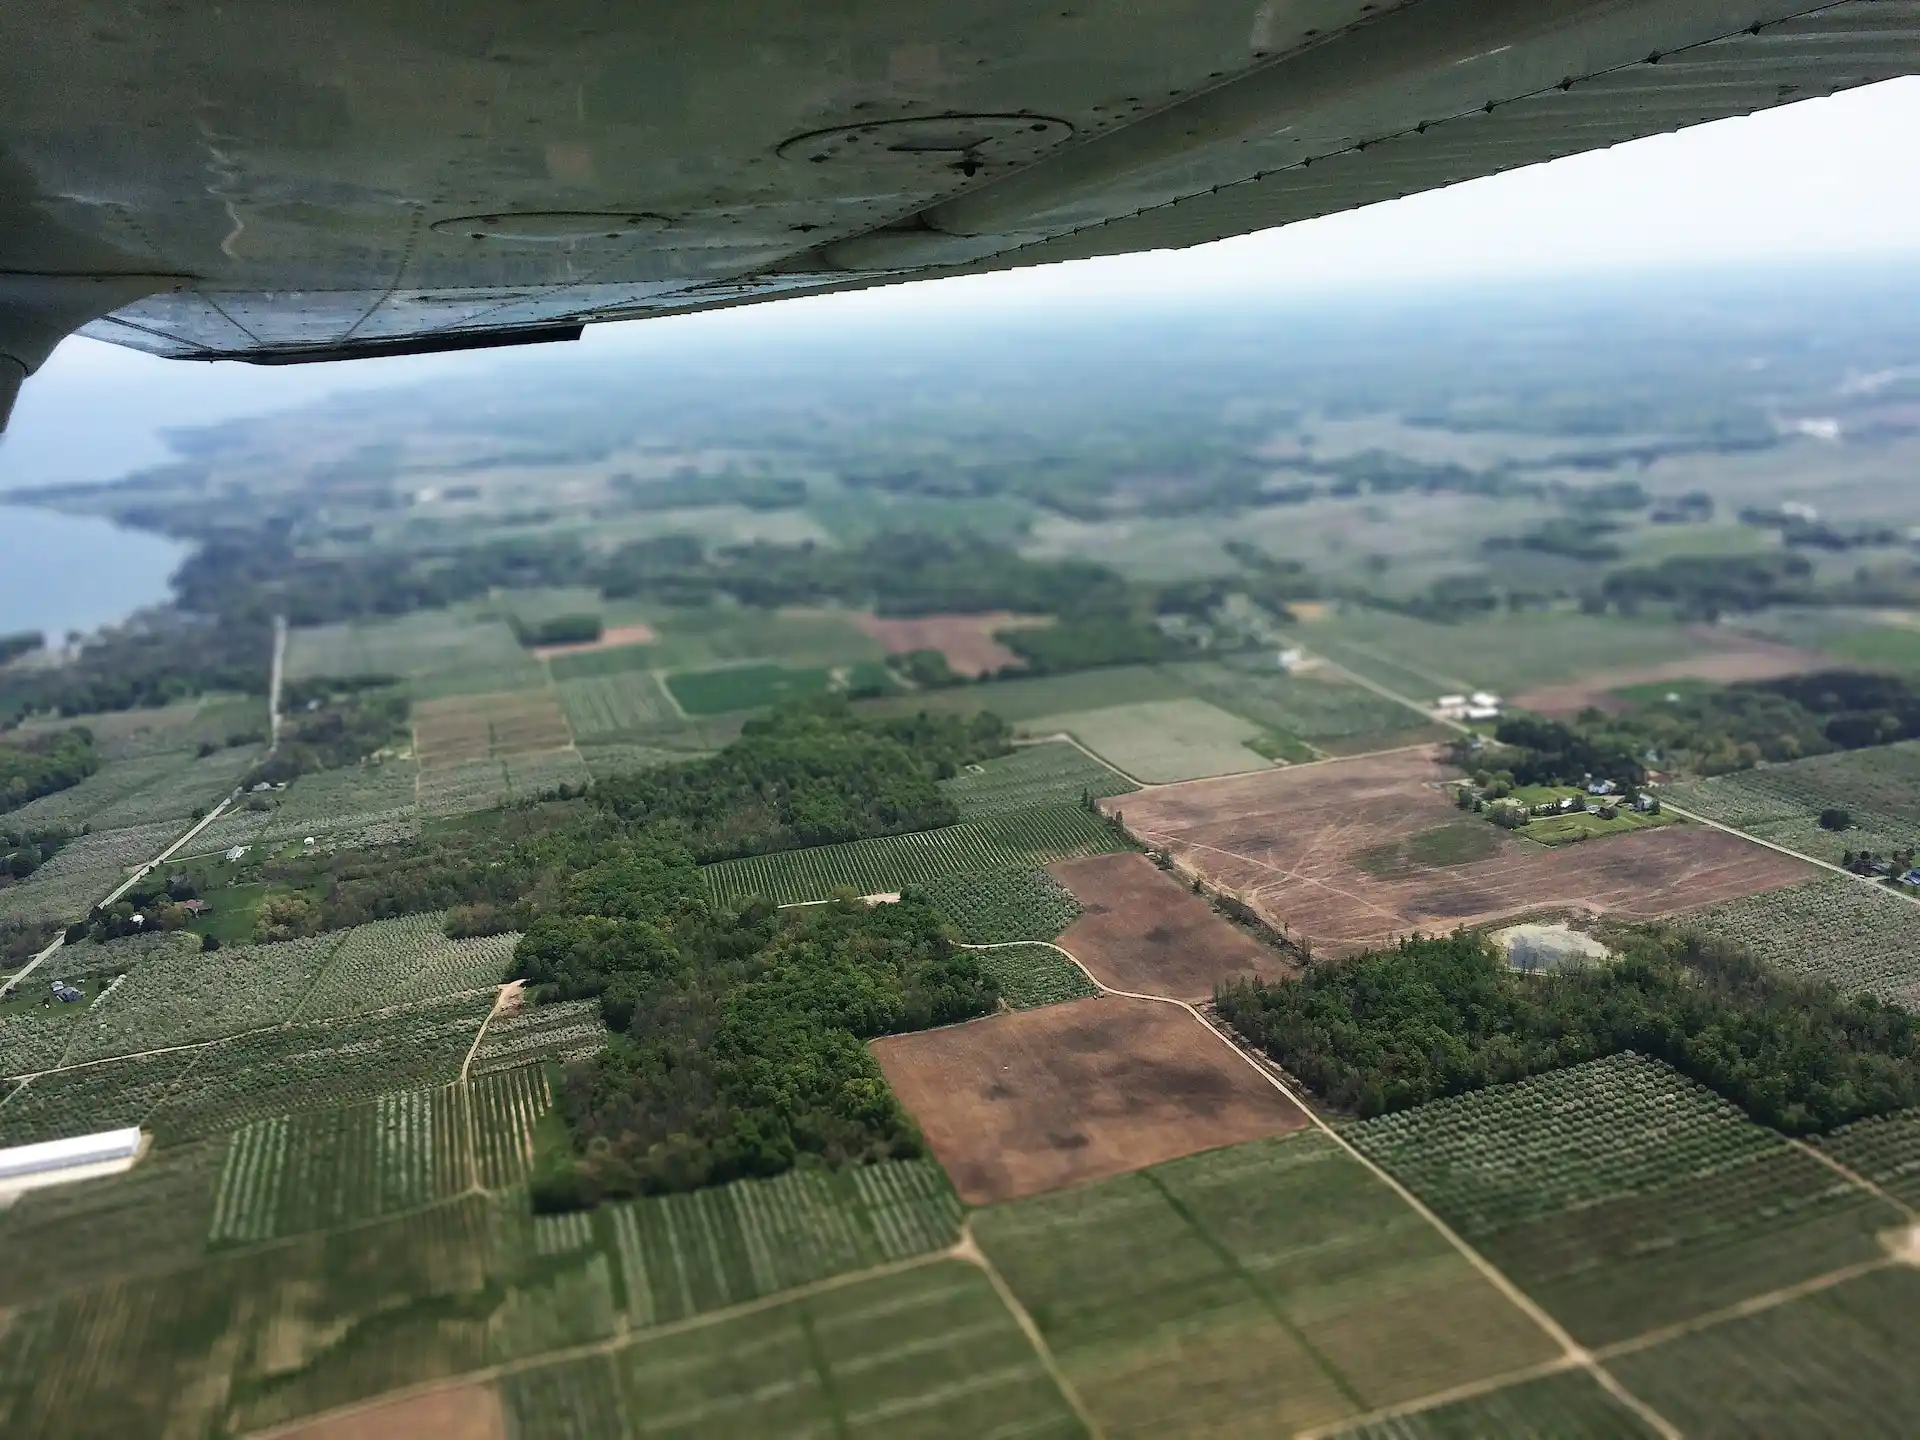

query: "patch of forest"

left=1216, top=928, right=1920, bottom=1135
left=516, top=839, right=996, bottom=1203
left=1471, top=670, right=1920, bottom=782
left=0, top=726, right=99, bottom=813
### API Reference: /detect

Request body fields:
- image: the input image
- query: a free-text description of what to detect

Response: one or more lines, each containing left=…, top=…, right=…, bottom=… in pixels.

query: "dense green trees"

left=248, top=687, right=409, bottom=786
left=0, top=727, right=99, bottom=814
left=514, top=833, right=997, bottom=1204
left=588, top=700, right=1011, bottom=861
left=1217, top=929, right=1920, bottom=1134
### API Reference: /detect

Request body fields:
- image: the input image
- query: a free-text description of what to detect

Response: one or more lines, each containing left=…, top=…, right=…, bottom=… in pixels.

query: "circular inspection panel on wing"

left=776, top=114, right=1073, bottom=174
left=430, top=212, right=673, bottom=243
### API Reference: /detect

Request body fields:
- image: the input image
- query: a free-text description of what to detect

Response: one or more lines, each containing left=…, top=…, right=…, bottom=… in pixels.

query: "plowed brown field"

left=1511, top=631, right=1828, bottom=715
left=850, top=611, right=1052, bottom=677
left=871, top=996, right=1307, bottom=1204
left=1111, top=749, right=1817, bottom=956
left=1049, top=852, right=1295, bottom=1000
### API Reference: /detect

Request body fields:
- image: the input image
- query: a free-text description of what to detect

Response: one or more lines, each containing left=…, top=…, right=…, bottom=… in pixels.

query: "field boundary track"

left=970, top=930, right=1683, bottom=1440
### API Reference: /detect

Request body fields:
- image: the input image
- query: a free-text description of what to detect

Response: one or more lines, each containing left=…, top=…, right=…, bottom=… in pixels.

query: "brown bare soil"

left=274, top=1384, right=506, bottom=1440
left=1112, top=748, right=1818, bottom=957
left=1049, top=852, right=1296, bottom=1000
left=414, top=689, right=572, bottom=768
left=531, top=621, right=658, bottom=660
left=873, top=996, right=1307, bottom=1204
left=1511, top=631, right=1830, bottom=715
left=849, top=611, right=1053, bottom=678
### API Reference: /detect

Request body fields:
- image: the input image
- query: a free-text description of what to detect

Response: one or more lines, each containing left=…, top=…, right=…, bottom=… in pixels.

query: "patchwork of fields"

left=1684, top=876, right=1920, bottom=1009
left=701, top=803, right=1132, bottom=906
left=1666, top=740, right=1920, bottom=866
left=1020, top=696, right=1277, bottom=782
left=1118, top=748, right=1819, bottom=955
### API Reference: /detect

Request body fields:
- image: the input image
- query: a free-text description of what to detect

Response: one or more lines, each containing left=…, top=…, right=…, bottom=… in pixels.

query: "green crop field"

left=1815, top=1108, right=1920, bottom=1209
left=1294, top=609, right=1716, bottom=696
left=666, top=660, right=897, bottom=715
left=941, top=740, right=1135, bottom=818
left=973, top=1128, right=1558, bottom=1439
left=607, top=1158, right=962, bottom=1326
left=918, top=866, right=1082, bottom=943
left=207, top=1083, right=472, bottom=1244
left=1329, top=1370, right=1657, bottom=1439
left=63, top=931, right=344, bottom=1064
left=10, top=694, right=267, bottom=763
left=1170, top=657, right=1441, bottom=752
left=143, top=992, right=497, bottom=1143
left=504, top=746, right=593, bottom=799
left=702, top=804, right=1133, bottom=906
left=1665, top=741, right=1920, bottom=865
left=505, top=1258, right=1081, bottom=1440
left=1020, top=697, right=1280, bottom=783
left=1350, top=1054, right=1903, bottom=1346
left=0, top=1047, right=201, bottom=1146
left=416, top=756, right=511, bottom=816
left=1682, top=876, right=1920, bottom=1009
left=293, top=912, right=517, bottom=1020
left=4, top=750, right=215, bottom=832
left=471, top=998, right=607, bottom=1075
left=966, top=942, right=1100, bottom=1008
left=252, top=760, right=419, bottom=848
left=472, top=1062, right=554, bottom=1189
left=286, top=609, right=527, bottom=682
left=858, top=663, right=1195, bottom=723
left=1608, top=1266, right=1920, bottom=1438
left=558, top=669, right=679, bottom=737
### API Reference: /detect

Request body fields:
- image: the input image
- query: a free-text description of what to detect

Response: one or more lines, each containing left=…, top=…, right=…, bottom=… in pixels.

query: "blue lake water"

left=0, top=505, right=187, bottom=641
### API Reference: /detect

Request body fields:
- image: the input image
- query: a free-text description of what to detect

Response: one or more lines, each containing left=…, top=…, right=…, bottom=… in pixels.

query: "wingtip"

left=0, top=356, right=22, bottom=434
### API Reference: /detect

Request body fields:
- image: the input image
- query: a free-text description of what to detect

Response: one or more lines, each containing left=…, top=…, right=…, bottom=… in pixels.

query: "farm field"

left=918, top=866, right=1081, bottom=943
left=285, top=610, right=537, bottom=694
left=469, top=996, right=607, bottom=1075
left=1607, top=1267, right=1920, bottom=1438
left=253, top=760, right=420, bottom=848
left=1019, top=697, right=1277, bottom=782
left=1683, top=877, right=1920, bottom=1009
left=503, top=1259, right=1082, bottom=1440
left=940, top=739, right=1135, bottom=818
left=0, top=819, right=181, bottom=927
left=1050, top=851, right=1294, bottom=998
left=1735, top=605, right=1920, bottom=672
left=1328, top=1370, right=1657, bottom=1439
left=666, top=660, right=849, bottom=715
left=413, top=688, right=573, bottom=767
left=1116, top=748, right=1818, bottom=955
left=871, top=994, right=1308, bottom=1204
left=143, top=992, right=498, bottom=1142
left=0, top=1046, right=202, bottom=1146
left=1349, top=1054, right=1904, bottom=1346
left=857, top=662, right=1195, bottom=722
left=1507, top=633, right=1830, bottom=714
left=965, top=941, right=1100, bottom=1008
left=207, top=1083, right=473, bottom=1244
left=850, top=608, right=1050, bottom=676
left=293, top=912, right=518, bottom=1019
left=972, top=1129, right=1560, bottom=1439
left=9, top=694, right=266, bottom=762
left=416, top=757, right=512, bottom=817
left=1291, top=608, right=1761, bottom=698
left=62, top=930, right=343, bottom=1064
left=4, top=747, right=237, bottom=832
left=1665, top=740, right=1920, bottom=865
left=701, top=803, right=1132, bottom=906
left=1815, top=1108, right=1920, bottom=1210
left=1168, top=657, right=1445, bottom=754
left=556, top=668, right=679, bottom=738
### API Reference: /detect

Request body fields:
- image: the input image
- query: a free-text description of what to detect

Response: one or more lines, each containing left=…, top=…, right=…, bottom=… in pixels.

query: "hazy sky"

left=4, top=76, right=1919, bottom=490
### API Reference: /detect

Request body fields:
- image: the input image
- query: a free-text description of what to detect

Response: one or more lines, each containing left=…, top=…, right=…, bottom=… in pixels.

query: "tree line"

left=1216, top=928, right=1920, bottom=1135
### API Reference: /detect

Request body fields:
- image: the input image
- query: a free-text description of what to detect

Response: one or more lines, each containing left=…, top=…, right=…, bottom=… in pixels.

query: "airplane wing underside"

left=0, top=0, right=1916, bottom=407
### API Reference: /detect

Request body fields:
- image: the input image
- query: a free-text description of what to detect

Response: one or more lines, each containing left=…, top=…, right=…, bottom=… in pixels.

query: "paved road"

left=267, top=613, right=287, bottom=754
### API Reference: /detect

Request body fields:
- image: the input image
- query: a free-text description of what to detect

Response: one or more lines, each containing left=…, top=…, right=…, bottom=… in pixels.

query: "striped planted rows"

left=473, top=1064, right=553, bottom=1191
left=469, top=999, right=606, bottom=1076
left=607, top=1159, right=963, bottom=1327
left=703, top=804, right=1132, bottom=907
left=207, top=1084, right=471, bottom=1245
left=295, top=912, right=520, bottom=1020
